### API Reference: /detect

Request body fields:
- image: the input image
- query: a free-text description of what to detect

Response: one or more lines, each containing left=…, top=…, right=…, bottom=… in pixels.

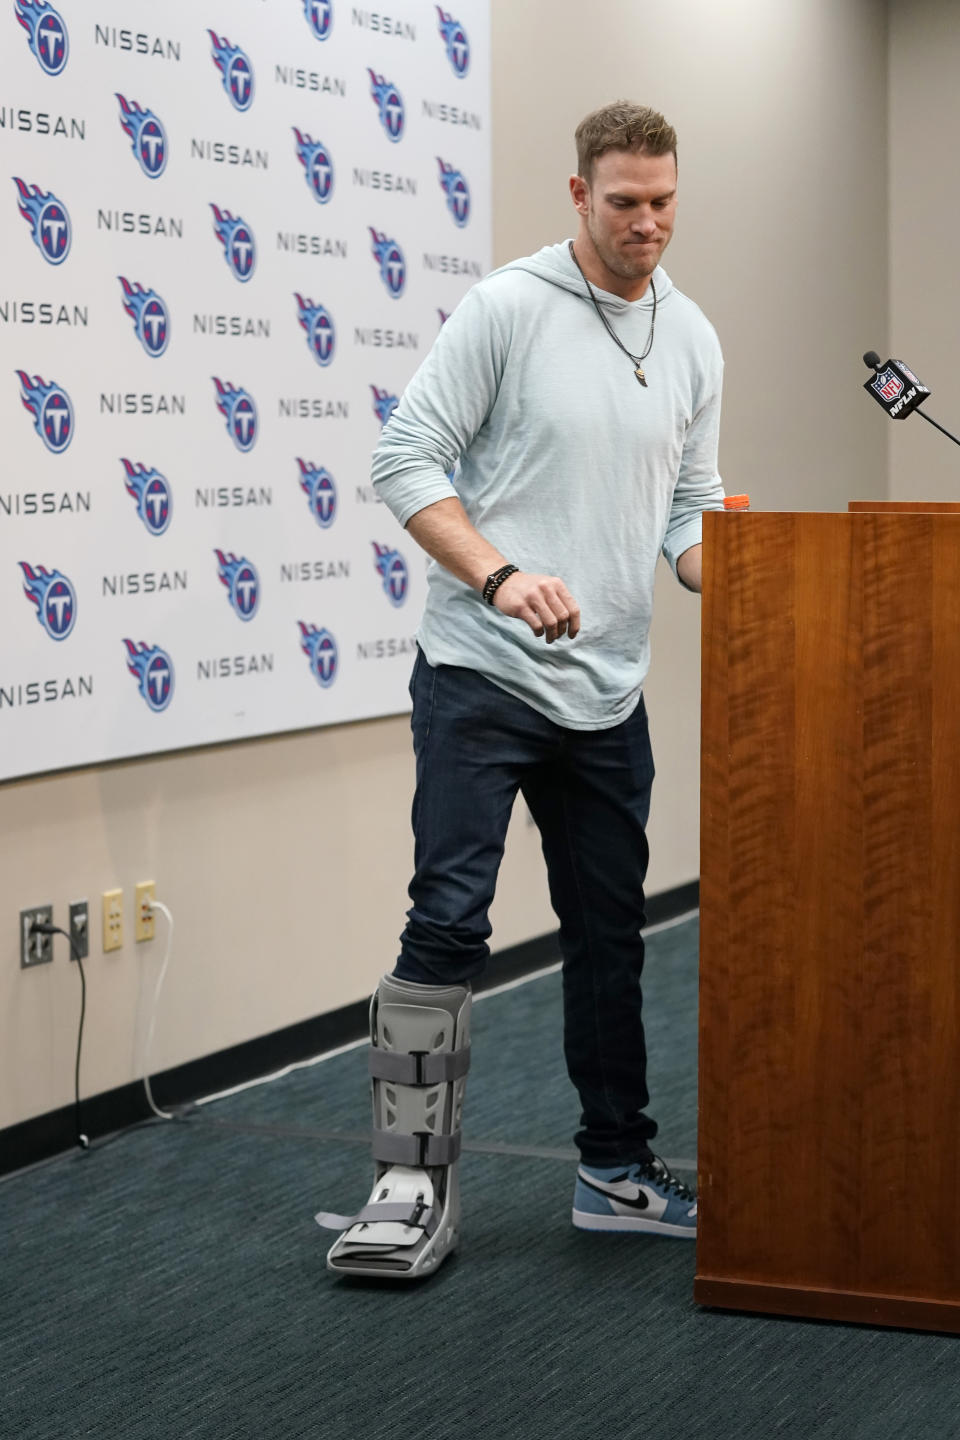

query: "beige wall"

left=888, top=0, right=960, bottom=499
left=2, top=0, right=893, bottom=1130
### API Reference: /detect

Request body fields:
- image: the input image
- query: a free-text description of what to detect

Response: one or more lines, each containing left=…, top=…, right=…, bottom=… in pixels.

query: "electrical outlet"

left=134, top=881, right=156, bottom=942
left=68, top=900, right=89, bottom=960
left=20, top=905, right=54, bottom=968
left=102, top=889, right=123, bottom=952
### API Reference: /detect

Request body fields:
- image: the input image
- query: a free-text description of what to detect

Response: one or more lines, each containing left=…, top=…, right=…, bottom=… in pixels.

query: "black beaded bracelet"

left=482, top=563, right=518, bottom=606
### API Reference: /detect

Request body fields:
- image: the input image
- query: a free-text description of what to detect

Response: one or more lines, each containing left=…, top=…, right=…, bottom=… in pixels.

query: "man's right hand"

left=402, top=499, right=581, bottom=643
left=493, top=572, right=581, bottom=643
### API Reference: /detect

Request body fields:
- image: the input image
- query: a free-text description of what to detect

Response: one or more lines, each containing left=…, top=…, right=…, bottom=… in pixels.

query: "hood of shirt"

left=492, top=239, right=675, bottom=314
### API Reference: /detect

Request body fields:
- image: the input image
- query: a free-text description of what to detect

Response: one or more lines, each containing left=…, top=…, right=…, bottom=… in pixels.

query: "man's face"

left=570, top=148, right=678, bottom=296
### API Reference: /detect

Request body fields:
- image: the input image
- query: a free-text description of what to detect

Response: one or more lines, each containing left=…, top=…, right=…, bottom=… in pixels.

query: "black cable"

left=568, top=239, right=657, bottom=383
left=916, top=408, right=960, bottom=449
left=30, top=922, right=89, bottom=1153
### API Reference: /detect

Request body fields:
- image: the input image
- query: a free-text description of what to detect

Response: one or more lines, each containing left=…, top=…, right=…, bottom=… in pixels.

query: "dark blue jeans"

left=394, top=650, right=657, bottom=1166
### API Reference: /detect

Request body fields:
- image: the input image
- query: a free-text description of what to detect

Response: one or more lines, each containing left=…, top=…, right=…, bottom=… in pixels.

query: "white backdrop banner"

left=0, top=0, right=491, bottom=781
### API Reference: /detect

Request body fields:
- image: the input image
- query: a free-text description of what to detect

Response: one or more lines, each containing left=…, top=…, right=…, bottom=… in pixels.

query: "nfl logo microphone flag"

left=0, top=0, right=491, bottom=781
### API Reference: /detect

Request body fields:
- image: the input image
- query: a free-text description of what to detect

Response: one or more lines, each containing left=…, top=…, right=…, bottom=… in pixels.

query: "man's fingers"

left=493, top=573, right=581, bottom=643
left=518, top=606, right=545, bottom=638
left=526, top=594, right=572, bottom=643
left=536, top=584, right=581, bottom=643
left=516, top=598, right=554, bottom=639
left=557, top=585, right=581, bottom=639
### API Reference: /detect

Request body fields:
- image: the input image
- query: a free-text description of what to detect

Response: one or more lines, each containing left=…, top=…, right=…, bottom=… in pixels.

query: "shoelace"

left=636, top=1158, right=695, bottom=1202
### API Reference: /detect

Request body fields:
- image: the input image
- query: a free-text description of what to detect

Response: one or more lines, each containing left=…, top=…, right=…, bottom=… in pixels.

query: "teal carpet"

left=2, top=917, right=957, bottom=1440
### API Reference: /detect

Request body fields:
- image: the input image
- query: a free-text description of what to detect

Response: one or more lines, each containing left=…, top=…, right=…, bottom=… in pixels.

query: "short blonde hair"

left=575, top=102, right=677, bottom=185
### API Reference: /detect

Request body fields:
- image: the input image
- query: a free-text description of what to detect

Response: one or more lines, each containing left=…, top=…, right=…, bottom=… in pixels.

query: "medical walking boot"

left=316, top=974, right=471, bottom=1280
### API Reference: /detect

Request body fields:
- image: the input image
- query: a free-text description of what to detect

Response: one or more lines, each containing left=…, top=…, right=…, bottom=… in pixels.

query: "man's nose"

left=631, top=209, right=657, bottom=235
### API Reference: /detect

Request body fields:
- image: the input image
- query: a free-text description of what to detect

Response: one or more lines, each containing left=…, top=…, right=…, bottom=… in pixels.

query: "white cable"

left=194, top=907, right=700, bottom=1108
left=195, top=1037, right=368, bottom=1107
left=142, top=899, right=175, bottom=1120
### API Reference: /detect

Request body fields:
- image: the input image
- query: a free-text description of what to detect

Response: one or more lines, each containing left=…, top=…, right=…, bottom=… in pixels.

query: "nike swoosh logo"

left=578, top=1174, right=650, bottom=1211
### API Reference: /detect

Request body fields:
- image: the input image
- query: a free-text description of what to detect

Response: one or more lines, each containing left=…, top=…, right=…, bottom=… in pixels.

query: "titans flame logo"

left=369, top=229, right=406, bottom=298
left=211, top=205, right=256, bottom=282
left=213, top=378, right=258, bottom=452
left=299, top=622, right=338, bottom=688
left=293, top=129, right=335, bottom=204
left=297, top=460, right=337, bottom=529
left=436, top=7, right=469, bottom=77
left=208, top=31, right=255, bottom=111
left=303, top=0, right=332, bottom=41
left=15, top=0, right=68, bottom=76
left=124, top=639, right=174, bottom=712
left=371, top=385, right=399, bottom=428
left=19, top=562, right=76, bottom=640
left=16, top=371, right=73, bottom=453
left=295, top=294, right=336, bottom=367
left=13, top=179, right=71, bottom=264
left=367, top=70, right=405, bottom=143
left=119, top=277, right=170, bottom=357
left=437, top=159, right=471, bottom=228
left=116, top=94, right=167, bottom=179
left=122, top=459, right=172, bottom=537
left=215, top=550, right=260, bottom=622
left=372, top=543, right=409, bottom=607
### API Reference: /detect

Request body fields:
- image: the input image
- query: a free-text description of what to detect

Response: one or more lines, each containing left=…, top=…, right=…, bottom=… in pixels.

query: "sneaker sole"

left=572, top=1208, right=697, bottom=1238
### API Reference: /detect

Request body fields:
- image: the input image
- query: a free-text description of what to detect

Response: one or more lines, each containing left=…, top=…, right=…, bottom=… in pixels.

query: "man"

left=317, top=101, right=724, bottom=1280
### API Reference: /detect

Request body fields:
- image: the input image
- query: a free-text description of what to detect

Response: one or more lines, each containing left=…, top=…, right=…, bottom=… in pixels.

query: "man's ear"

left=569, top=173, right=589, bottom=215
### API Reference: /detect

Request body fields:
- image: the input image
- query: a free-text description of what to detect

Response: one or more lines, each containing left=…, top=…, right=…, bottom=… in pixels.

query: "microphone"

left=862, top=351, right=930, bottom=419
left=862, top=349, right=960, bottom=448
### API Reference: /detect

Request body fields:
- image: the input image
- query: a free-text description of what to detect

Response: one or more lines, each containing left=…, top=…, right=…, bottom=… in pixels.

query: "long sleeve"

left=371, top=286, right=508, bottom=528
left=661, top=352, right=725, bottom=575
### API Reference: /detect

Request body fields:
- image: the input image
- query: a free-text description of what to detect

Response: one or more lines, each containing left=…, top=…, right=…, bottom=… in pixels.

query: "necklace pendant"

left=634, top=367, right=647, bottom=387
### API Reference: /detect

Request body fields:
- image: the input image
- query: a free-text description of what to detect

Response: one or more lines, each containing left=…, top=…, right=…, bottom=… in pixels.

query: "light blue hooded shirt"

left=372, top=240, right=725, bottom=730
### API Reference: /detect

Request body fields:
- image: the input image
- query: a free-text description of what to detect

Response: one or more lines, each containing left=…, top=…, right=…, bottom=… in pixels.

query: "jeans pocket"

left=408, top=644, right=422, bottom=702
left=410, top=647, right=438, bottom=751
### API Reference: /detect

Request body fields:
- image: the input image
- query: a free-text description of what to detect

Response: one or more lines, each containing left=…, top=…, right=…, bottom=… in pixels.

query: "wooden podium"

left=695, top=503, right=960, bottom=1333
